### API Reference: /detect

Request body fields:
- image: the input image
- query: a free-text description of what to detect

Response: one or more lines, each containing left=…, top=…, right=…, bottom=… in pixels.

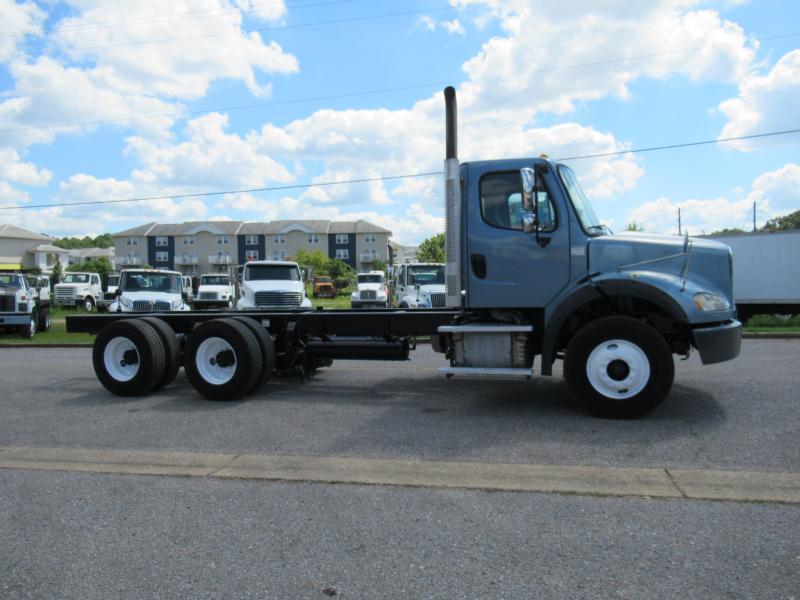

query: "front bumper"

left=0, top=313, right=30, bottom=326
left=692, top=320, right=742, bottom=365
left=193, top=299, right=232, bottom=309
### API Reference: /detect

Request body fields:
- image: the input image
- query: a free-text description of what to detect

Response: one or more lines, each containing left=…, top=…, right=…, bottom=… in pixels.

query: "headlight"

left=693, top=292, right=730, bottom=312
left=119, top=296, right=133, bottom=308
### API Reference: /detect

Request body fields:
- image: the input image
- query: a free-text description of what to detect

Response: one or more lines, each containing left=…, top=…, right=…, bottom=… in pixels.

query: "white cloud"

left=718, top=50, right=800, bottom=150
left=442, top=20, right=466, bottom=35
left=0, top=149, right=52, bottom=186
left=627, top=163, right=800, bottom=234
left=0, top=0, right=46, bottom=59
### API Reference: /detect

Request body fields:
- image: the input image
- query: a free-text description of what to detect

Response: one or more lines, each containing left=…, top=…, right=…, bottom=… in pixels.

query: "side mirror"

left=520, top=167, right=535, bottom=211
left=114, top=287, right=122, bottom=297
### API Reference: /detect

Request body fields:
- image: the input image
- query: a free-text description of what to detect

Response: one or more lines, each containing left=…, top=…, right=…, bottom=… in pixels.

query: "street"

left=1, top=340, right=799, bottom=598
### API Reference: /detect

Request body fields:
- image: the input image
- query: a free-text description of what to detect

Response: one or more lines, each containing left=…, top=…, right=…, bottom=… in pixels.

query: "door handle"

left=471, top=254, right=487, bottom=279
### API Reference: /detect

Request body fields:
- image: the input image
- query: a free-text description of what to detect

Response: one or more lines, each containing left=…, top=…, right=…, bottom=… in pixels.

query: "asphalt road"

left=2, top=340, right=799, bottom=598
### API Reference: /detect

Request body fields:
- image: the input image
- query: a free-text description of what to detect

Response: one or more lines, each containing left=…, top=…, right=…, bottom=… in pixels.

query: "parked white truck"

left=237, top=261, right=312, bottom=309
left=391, top=263, right=446, bottom=308
left=109, top=269, right=191, bottom=313
left=0, top=271, right=52, bottom=337
left=702, top=230, right=800, bottom=320
left=194, top=273, right=236, bottom=309
left=54, top=272, right=103, bottom=312
left=351, top=271, right=389, bottom=308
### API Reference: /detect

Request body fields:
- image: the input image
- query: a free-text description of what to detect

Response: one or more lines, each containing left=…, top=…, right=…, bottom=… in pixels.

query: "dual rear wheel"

left=92, top=317, right=275, bottom=400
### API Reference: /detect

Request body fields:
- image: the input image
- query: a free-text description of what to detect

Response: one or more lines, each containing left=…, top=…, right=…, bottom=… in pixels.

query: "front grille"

left=132, top=300, right=171, bottom=312
left=199, top=292, right=218, bottom=300
left=0, top=294, right=15, bottom=311
left=360, top=290, right=377, bottom=300
left=429, top=292, right=446, bottom=308
left=55, top=287, right=76, bottom=300
left=254, top=291, right=301, bottom=307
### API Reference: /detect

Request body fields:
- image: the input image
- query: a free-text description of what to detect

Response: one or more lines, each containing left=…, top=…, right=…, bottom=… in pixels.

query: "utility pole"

left=753, top=202, right=756, bottom=232
left=677, top=208, right=682, bottom=236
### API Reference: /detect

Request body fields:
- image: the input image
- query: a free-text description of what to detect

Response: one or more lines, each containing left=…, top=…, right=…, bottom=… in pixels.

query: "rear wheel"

left=231, top=316, right=276, bottom=391
left=564, top=316, right=674, bottom=418
left=92, top=319, right=166, bottom=396
left=183, top=319, right=262, bottom=400
left=37, top=306, right=51, bottom=332
left=140, top=317, right=182, bottom=390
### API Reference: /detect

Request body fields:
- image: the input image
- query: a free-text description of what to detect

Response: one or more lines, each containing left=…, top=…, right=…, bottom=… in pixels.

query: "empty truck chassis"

left=66, top=87, right=742, bottom=418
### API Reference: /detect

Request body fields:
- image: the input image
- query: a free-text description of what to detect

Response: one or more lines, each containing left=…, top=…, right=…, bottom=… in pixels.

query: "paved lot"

left=1, top=340, right=799, bottom=598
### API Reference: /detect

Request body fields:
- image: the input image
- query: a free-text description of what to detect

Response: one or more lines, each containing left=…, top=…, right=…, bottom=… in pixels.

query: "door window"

left=480, top=171, right=556, bottom=232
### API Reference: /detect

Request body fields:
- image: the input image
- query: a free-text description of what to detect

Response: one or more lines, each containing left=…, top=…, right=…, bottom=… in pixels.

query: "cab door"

left=465, top=162, right=571, bottom=309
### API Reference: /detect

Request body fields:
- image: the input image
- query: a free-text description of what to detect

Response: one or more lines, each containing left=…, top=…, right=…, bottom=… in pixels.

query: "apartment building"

left=113, top=219, right=391, bottom=275
left=0, top=224, right=70, bottom=273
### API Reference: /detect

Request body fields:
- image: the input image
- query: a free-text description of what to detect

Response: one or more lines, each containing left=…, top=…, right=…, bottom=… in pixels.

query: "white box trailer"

left=703, top=230, right=800, bottom=319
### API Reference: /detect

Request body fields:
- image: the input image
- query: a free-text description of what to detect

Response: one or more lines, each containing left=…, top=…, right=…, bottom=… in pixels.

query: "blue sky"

left=1, top=0, right=799, bottom=243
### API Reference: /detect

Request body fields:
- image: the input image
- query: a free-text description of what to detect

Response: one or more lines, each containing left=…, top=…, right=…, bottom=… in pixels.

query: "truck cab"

left=351, top=271, right=389, bottom=308
left=109, top=269, right=190, bottom=313
left=54, top=272, right=103, bottom=312
left=391, top=263, right=446, bottom=308
left=0, top=271, right=52, bottom=337
left=236, top=261, right=312, bottom=310
left=194, top=273, right=236, bottom=309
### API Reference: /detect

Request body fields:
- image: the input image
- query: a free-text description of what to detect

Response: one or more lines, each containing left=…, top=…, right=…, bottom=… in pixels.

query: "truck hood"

left=198, top=285, right=232, bottom=294
left=588, top=232, right=734, bottom=302
left=357, top=283, right=385, bottom=292
left=55, top=283, right=90, bottom=291
left=244, top=280, right=305, bottom=294
left=121, top=290, right=180, bottom=301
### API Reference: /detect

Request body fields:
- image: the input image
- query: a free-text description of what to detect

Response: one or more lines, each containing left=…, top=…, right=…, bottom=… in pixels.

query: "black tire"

left=230, top=316, right=276, bottom=391
left=92, top=319, right=166, bottom=397
left=563, top=316, right=674, bottom=419
left=20, top=310, right=37, bottom=339
left=37, top=306, right=51, bottom=332
left=183, top=318, right=262, bottom=400
left=140, top=317, right=181, bottom=390
left=82, top=297, right=94, bottom=312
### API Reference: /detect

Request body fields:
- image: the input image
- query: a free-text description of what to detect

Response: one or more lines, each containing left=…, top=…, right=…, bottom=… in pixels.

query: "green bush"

left=745, top=314, right=800, bottom=327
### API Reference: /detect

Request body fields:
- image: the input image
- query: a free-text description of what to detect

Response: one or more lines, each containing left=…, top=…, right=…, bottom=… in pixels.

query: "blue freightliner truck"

left=67, top=87, right=741, bottom=418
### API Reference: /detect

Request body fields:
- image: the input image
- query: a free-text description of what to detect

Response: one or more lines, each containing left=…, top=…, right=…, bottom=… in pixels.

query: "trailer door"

left=465, top=165, right=570, bottom=308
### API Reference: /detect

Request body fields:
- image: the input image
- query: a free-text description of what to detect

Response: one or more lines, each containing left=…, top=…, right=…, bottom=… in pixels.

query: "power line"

left=557, top=128, right=800, bottom=160
left=4, top=31, right=799, bottom=134
left=2, top=127, right=799, bottom=212
left=0, top=0, right=359, bottom=39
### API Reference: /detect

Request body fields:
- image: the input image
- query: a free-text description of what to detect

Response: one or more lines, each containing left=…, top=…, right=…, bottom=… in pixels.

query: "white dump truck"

left=351, top=271, right=389, bottom=308
left=108, top=269, right=191, bottom=313
left=194, top=273, right=236, bottom=309
left=0, top=271, right=52, bottom=337
left=236, top=261, right=312, bottom=310
left=54, top=272, right=103, bottom=312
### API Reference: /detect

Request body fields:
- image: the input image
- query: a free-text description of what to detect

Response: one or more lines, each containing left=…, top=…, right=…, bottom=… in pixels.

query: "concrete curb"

left=741, top=331, right=800, bottom=339
left=2, top=446, right=799, bottom=504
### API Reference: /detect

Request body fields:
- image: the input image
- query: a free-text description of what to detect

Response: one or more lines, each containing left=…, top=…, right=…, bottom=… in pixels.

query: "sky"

left=0, top=0, right=799, bottom=244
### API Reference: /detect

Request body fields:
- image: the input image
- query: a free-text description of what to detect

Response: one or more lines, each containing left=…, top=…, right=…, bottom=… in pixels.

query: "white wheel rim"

left=195, top=336, right=237, bottom=385
left=29, top=315, right=37, bottom=336
left=104, top=336, right=140, bottom=382
left=586, top=339, right=650, bottom=400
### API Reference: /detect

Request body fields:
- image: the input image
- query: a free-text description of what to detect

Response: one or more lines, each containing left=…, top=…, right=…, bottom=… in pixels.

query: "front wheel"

left=564, top=316, right=674, bottom=419
left=20, top=310, right=37, bottom=339
left=82, top=297, right=94, bottom=312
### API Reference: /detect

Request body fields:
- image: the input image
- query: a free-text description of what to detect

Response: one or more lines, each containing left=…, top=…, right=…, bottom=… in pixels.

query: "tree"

left=625, top=221, right=646, bottom=232
left=325, top=258, right=355, bottom=292
left=53, top=234, right=114, bottom=250
left=295, top=248, right=330, bottom=275
left=371, top=258, right=387, bottom=274
left=67, top=257, right=114, bottom=277
left=763, top=209, right=800, bottom=232
left=51, top=257, right=63, bottom=284
left=417, top=233, right=445, bottom=263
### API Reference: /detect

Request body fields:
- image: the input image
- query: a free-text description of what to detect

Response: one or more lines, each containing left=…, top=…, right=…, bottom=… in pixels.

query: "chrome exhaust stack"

left=443, top=86, right=462, bottom=308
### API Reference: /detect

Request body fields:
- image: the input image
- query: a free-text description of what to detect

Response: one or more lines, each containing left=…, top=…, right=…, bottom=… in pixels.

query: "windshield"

left=0, top=274, right=22, bottom=288
left=558, top=165, right=603, bottom=234
left=246, top=265, right=301, bottom=281
left=408, top=265, right=444, bottom=285
left=358, top=274, right=383, bottom=284
left=122, top=272, right=182, bottom=293
left=201, top=275, right=230, bottom=286
left=108, top=275, right=119, bottom=286
left=63, top=274, right=89, bottom=284
left=316, top=276, right=332, bottom=283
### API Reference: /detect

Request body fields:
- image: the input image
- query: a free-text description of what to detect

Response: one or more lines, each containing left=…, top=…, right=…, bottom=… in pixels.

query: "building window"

left=274, top=235, right=286, bottom=245
left=245, top=235, right=259, bottom=246
left=218, top=235, right=229, bottom=245
left=335, top=249, right=349, bottom=260
left=246, top=250, right=259, bottom=261
left=183, top=237, right=195, bottom=245
left=364, top=233, right=376, bottom=243
left=155, top=251, right=169, bottom=262
left=336, top=234, right=348, bottom=244
left=272, top=250, right=286, bottom=260
left=126, top=237, right=138, bottom=246
left=308, top=234, right=319, bottom=244
left=155, top=236, right=168, bottom=247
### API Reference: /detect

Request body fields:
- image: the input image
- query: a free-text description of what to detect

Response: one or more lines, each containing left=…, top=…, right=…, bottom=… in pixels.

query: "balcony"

left=208, top=255, right=233, bottom=265
left=118, top=257, right=141, bottom=265
left=360, top=253, right=381, bottom=262
left=174, top=256, right=200, bottom=265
